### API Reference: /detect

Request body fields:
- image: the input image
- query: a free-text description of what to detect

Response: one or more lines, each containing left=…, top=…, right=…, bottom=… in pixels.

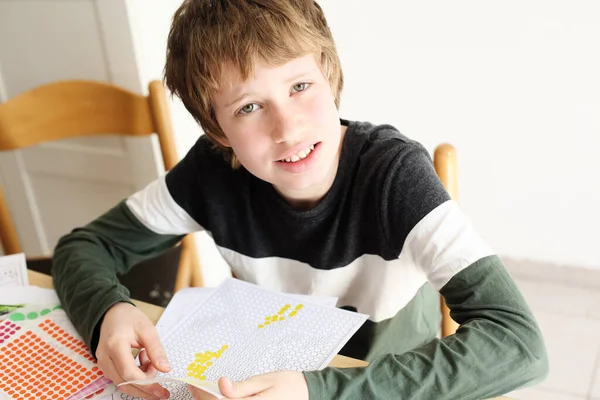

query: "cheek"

left=218, top=118, right=256, bottom=151
left=227, top=127, right=271, bottom=166
left=307, top=92, right=338, bottom=125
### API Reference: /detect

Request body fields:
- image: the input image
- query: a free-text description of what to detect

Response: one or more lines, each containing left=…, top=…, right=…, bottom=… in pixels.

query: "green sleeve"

left=52, top=200, right=183, bottom=352
left=303, top=255, right=548, bottom=399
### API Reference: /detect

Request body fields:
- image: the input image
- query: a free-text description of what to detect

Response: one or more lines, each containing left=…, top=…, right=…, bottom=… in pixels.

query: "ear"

left=214, top=135, right=231, bottom=148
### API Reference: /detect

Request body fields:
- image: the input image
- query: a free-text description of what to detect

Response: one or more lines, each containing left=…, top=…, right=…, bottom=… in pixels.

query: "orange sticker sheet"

left=0, top=305, right=108, bottom=399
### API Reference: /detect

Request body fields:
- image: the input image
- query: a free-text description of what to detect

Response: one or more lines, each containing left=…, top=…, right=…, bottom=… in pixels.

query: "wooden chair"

left=433, top=144, right=461, bottom=337
left=0, top=80, right=203, bottom=291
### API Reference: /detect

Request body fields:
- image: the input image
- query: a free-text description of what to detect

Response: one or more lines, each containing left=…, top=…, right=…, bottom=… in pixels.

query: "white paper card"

left=123, top=278, right=367, bottom=399
left=0, top=286, right=60, bottom=306
left=104, top=286, right=340, bottom=400
left=156, top=286, right=339, bottom=337
left=0, top=253, right=28, bottom=287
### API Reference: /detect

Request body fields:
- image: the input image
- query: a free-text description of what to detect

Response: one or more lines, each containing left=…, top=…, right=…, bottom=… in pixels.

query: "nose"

left=269, top=103, right=303, bottom=144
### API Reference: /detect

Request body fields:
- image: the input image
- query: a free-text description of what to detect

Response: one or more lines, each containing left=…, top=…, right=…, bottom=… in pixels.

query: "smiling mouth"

left=277, top=142, right=320, bottom=163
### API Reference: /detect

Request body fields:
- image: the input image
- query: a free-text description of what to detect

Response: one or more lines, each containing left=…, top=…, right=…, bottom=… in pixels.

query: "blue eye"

left=292, top=82, right=310, bottom=93
left=239, top=103, right=259, bottom=115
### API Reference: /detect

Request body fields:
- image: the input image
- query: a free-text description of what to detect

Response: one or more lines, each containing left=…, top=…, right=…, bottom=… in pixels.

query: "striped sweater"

left=53, top=119, right=548, bottom=399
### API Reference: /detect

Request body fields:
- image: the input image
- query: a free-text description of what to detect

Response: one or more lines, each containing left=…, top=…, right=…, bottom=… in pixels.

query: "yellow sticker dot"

left=265, top=321, right=270, bottom=325
left=279, top=316, right=285, bottom=321
left=258, top=324, right=264, bottom=328
left=295, top=304, right=304, bottom=310
left=289, top=311, right=297, bottom=317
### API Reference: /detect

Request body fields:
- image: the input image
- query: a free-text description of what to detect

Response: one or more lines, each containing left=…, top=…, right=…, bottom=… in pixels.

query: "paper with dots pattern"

left=0, top=304, right=108, bottom=400
left=120, top=278, right=367, bottom=399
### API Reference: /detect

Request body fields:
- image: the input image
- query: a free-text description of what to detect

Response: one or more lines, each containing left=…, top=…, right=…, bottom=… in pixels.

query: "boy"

left=52, top=0, right=548, bottom=399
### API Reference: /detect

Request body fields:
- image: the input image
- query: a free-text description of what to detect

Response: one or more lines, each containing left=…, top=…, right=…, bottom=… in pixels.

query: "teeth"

left=281, top=144, right=316, bottom=163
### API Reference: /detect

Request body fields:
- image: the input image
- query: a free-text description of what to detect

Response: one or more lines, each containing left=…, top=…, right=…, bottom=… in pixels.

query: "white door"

left=0, top=0, right=163, bottom=256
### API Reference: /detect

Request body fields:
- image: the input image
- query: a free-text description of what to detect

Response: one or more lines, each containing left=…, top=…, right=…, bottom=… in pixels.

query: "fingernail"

left=158, top=358, right=171, bottom=368
left=153, top=390, right=165, bottom=399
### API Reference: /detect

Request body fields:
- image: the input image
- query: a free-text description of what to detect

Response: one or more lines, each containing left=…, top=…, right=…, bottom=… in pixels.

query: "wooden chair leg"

left=186, top=234, right=204, bottom=287
left=174, top=234, right=203, bottom=292
left=441, top=298, right=459, bottom=337
left=0, top=186, right=23, bottom=254
left=434, top=144, right=460, bottom=337
left=433, top=144, right=459, bottom=202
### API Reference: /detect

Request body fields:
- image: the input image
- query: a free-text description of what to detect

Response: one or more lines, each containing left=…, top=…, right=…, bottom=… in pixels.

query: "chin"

left=277, top=175, right=326, bottom=193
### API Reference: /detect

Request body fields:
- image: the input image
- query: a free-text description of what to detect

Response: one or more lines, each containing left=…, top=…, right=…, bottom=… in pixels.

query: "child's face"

left=213, top=54, right=343, bottom=206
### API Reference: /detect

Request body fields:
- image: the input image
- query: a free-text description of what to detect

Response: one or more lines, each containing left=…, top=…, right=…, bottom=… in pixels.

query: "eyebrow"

left=285, top=70, right=316, bottom=84
left=225, top=93, right=255, bottom=109
left=224, top=69, right=318, bottom=109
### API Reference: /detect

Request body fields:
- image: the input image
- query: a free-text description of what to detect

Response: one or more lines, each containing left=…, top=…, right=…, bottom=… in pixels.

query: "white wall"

left=124, top=0, right=201, bottom=156
left=124, top=0, right=232, bottom=285
left=317, top=0, right=600, bottom=269
left=123, top=1, right=599, bottom=271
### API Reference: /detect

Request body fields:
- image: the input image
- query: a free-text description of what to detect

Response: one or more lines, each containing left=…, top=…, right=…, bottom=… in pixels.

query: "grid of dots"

left=0, top=330, right=102, bottom=399
left=153, top=278, right=366, bottom=399
left=0, top=320, right=21, bottom=345
left=39, top=319, right=95, bottom=363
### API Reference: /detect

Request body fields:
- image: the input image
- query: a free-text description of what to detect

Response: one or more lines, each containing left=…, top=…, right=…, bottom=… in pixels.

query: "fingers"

left=137, top=324, right=171, bottom=373
left=110, top=340, right=170, bottom=399
left=139, top=349, right=159, bottom=376
left=219, top=375, right=272, bottom=398
left=97, top=302, right=170, bottom=399
left=98, top=347, right=155, bottom=399
left=102, top=357, right=159, bottom=399
left=139, top=348, right=151, bottom=367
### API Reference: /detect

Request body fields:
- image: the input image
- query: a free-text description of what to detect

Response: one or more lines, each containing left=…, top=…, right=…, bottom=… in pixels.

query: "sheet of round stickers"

left=0, top=305, right=108, bottom=399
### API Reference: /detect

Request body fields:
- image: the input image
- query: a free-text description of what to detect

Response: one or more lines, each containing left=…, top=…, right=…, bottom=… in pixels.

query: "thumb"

left=219, top=376, right=271, bottom=398
left=138, top=326, right=171, bottom=373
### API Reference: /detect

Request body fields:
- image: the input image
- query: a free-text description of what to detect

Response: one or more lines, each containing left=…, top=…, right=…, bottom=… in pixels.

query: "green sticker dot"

left=9, top=313, right=25, bottom=322
left=52, top=305, right=63, bottom=310
left=40, top=309, right=51, bottom=316
left=27, top=312, right=39, bottom=320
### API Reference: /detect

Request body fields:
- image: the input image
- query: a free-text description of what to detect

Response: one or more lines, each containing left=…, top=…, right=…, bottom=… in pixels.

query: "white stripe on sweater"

left=217, top=200, right=493, bottom=322
left=126, top=176, right=203, bottom=235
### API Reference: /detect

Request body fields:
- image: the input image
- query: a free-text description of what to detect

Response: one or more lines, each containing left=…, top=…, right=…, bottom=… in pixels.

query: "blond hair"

left=165, top=0, right=344, bottom=168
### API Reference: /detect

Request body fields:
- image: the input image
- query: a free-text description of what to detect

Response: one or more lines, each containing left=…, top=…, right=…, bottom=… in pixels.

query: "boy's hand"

left=96, top=302, right=171, bottom=399
left=189, top=371, right=309, bottom=400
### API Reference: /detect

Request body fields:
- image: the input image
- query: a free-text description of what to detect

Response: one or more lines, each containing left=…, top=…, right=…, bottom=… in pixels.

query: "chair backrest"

left=433, top=144, right=460, bottom=337
left=0, top=80, right=203, bottom=289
